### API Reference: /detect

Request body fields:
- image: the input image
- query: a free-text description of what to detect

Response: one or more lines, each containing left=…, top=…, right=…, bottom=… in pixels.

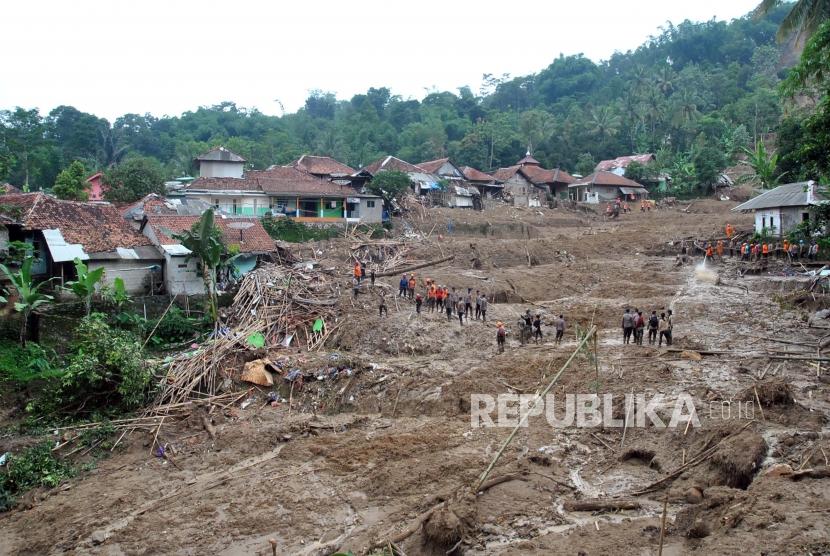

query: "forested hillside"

left=0, top=4, right=808, bottom=196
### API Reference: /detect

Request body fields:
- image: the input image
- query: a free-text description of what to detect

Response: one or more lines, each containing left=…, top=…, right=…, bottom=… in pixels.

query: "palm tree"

left=756, top=0, right=830, bottom=41
left=656, top=65, right=676, bottom=97
left=671, top=89, right=702, bottom=127
left=0, top=257, right=54, bottom=345
left=588, top=106, right=622, bottom=139
left=742, top=140, right=787, bottom=188
left=173, top=209, right=224, bottom=322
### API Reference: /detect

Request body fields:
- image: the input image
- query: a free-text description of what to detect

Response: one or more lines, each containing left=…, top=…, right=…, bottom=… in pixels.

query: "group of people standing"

left=700, top=238, right=820, bottom=262
left=622, top=308, right=673, bottom=347
left=385, top=273, right=489, bottom=325
left=495, top=311, right=566, bottom=353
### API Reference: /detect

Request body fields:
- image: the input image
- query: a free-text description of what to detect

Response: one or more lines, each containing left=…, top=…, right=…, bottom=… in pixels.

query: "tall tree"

left=103, top=156, right=166, bottom=202
left=52, top=160, right=89, bottom=200
left=756, top=0, right=830, bottom=40
left=1, top=108, right=45, bottom=190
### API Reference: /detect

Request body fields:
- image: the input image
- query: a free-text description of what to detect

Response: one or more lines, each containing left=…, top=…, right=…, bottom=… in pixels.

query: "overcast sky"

left=1, top=0, right=761, bottom=121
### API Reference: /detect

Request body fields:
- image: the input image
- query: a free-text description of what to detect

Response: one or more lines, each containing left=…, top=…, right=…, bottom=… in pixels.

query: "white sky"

left=1, top=0, right=761, bottom=122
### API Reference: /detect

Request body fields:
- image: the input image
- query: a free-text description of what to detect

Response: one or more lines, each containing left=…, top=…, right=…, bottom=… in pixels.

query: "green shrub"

left=261, top=216, right=341, bottom=243
left=0, top=340, right=62, bottom=386
left=149, top=306, right=207, bottom=346
left=0, top=443, right=74, bottom=511
left=36, top=314, right=155, bottom=415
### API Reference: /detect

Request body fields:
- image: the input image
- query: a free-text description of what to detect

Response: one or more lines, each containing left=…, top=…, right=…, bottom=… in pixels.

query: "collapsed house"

left=140, top=214, right=276, bottom=295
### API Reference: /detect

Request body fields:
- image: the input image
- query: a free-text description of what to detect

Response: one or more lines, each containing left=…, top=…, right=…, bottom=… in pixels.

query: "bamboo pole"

left=474, top=326, right=597, bottom=492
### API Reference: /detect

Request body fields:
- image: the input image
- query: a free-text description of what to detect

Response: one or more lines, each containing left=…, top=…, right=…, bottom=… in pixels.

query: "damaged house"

left=140, top=214, right=276, bottom=296
left=0, top=193, right=163, bottom=294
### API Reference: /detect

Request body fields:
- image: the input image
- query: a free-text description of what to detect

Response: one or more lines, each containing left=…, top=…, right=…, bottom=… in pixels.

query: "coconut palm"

left=588, top=106, right=622, bottom=139
left=756, top=0, right=830, bottom=41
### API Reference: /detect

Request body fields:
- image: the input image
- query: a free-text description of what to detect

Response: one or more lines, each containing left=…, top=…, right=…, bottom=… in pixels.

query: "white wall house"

left=196, top=147, right=246, bottom=178
left=732, top=181, right=821, bottom=238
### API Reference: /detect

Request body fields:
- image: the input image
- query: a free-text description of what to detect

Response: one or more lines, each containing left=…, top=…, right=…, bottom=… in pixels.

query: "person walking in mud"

left=378, top=290, right=388, bottom=317
left=496, top=322, right=507, bottom=353
left=658, top=312, right=670, bottom=347
left=533, top=314, right=543, bottom=343
left=622, top=308, right=634, bottom=345
left=554, top=314, right=565, bottom=345
left=446, top=292, right=454, bottom=321
left=457, top=297, right=466, bottom=325
left=634, top=310, right=645, bottom=345
left=464, top=288, right=473, bottom=319
left=415, top=293, right=423, bottom=316
left=666, top=309, right=674, bottom=345
left=648, top=311, right=659, bottom=345
left=518, top=314, right=528, bottom=346
left=474, top=289, right=481, bottom=320
left=479, top=293, right=488, bottom=321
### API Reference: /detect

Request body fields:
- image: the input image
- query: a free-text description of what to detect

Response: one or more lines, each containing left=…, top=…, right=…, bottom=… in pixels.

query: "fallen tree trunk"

left=564, top=498, right=641, bottom=512
left=374, top=254, right=456, bottom=278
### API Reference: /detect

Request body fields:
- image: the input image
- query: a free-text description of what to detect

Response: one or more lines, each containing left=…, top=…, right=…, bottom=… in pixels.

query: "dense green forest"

left=0, top=4, right=826, bottom=199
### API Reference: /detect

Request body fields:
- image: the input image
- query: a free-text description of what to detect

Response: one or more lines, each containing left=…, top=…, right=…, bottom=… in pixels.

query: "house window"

left=366, top=200, right=375, bottom=208
left=232, top=199, right=239, bottom=214
left=803, top=212, right=810, bottom=222
left=212, top=198, right=219, bottom=209
left=762, top=216, right=766, bottom=229
left=770, top=216, right=775, bottom=230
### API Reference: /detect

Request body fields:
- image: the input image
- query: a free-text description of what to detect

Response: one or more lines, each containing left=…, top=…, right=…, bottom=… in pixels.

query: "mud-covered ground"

left=2, top=200, right=829, bottom=555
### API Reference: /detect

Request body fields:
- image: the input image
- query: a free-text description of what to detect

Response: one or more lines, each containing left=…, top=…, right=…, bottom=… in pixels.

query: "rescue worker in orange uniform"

left=705, top=243, right=714, bottom=259
left=353, top=262, right=363, bottom=283
left=716, top=240, right=724, bottom=259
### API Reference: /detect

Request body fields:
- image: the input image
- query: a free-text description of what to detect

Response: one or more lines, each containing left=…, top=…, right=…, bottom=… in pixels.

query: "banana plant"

left=174, top=209, right=224, bottom=322
left=64, top=257, right=105, bottom=316
left=0, top=256, right=54, bottom=345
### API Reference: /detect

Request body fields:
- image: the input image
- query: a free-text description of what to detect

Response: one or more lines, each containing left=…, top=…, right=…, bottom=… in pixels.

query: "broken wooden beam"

left=374, top=255, right=455, bottom=278
left=563, top=498, right=641, bottom=512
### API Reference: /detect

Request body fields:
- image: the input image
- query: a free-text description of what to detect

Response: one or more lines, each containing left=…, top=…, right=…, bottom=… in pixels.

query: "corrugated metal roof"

left=161, top=244, right=192, bottom=256
left=42, top=228, right=88, bottom=262
left=195, top=147, right=246, bottom=162
left=732, top=182, right=819, bottom=211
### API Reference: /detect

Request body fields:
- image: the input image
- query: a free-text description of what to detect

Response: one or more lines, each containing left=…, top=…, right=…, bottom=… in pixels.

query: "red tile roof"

left=360, top=156, right=424, bottom=175
left=185, top=166, right=365, bottom=197
left=145, top=214, right=275, bottom=254
left=516, top=154, right=540, bottom=166
left=492, top=165, right=534, bottom=183
left=0, top=192, right=152, bottom=253
left=461, top=166, right=498, bottom=183
left=571, top=171, right=647, bottom=189
left=185, top=176, right=256, bottom=192
left=417, top=158, right=450, bottom=174
left=595, top=154, right=655, bottom=172
left=291, top=155, right=355, bottom=176
left=521, top=165, right=577, bottom=185
left=248, top=167, right=356, bottom=196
